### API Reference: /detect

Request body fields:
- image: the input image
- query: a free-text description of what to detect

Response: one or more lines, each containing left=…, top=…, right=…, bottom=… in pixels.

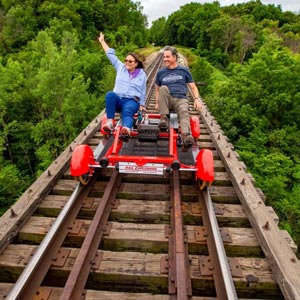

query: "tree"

left=148, top=17, right=166, bottom=46
left=0, top=162, right=29, bottom=215
left=1, top=4, right=38, bottom=52
left=192, top=2, right=221, bottom=51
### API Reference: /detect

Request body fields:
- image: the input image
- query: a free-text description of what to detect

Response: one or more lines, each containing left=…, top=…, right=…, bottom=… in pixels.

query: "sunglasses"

left=125, top=59, right=136, bottom=63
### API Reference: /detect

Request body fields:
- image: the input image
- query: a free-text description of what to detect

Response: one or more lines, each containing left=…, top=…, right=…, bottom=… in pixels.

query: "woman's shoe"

left=103, top=121, right=113, bottom=132
left=120, top=126, right=130, bottom=137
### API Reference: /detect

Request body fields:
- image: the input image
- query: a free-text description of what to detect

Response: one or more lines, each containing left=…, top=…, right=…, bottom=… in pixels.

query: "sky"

left=138, top=0, right=300, bottom=26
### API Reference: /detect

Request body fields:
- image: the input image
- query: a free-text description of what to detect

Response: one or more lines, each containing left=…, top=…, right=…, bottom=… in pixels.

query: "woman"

left=98, top=32, right=146, bottom=136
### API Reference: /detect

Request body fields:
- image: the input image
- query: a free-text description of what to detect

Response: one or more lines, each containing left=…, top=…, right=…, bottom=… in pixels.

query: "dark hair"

left=163, top=46, right=178, bottom=60
left=127, top=52, right=144, bottom=69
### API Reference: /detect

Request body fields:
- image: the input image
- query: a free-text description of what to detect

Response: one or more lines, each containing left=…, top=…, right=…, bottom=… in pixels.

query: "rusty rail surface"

left=60, top=170, right=122, bottom=299
left=168, top=171, right=192, bottom=299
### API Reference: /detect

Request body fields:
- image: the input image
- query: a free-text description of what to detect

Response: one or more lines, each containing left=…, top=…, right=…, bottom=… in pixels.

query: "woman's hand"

left=139, top=105, right=146, bottom=111
left=98, top=32, right=105, bottom=43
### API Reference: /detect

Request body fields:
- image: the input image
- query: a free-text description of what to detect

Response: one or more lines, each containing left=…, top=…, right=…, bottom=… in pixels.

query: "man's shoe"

left=158, top=115, right=169, bottom=130
left=103, top=121, right=113, bottom=132
left=120, top=126, right=130, bottom=137
left=182, top=133, right=194, bottom=147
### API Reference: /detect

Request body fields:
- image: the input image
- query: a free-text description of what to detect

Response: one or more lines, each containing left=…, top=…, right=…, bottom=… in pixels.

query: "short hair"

left=163, top=46, right=178, bottom=60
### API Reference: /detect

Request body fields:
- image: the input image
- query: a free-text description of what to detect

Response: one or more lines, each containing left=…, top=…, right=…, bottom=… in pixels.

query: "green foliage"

left=251, top=152, right=293, bottom=199
left=28, top=31, right=100, bottom=172
left=148, top=17, right=166, bottom=46
left=0, top=56, right=36, bottom=177
left=206, top=34, right=300, bottom=140
left=1, top=4, right=38, bottom=52
left=278, top=184, right=300, bottom=247
left=191, top=56, right=228, bottom=95
left=149, top=0, right=299, bottom=68
left=0, top=162, right=29, bottom=215
left=161, top=2, right=220, bottom=49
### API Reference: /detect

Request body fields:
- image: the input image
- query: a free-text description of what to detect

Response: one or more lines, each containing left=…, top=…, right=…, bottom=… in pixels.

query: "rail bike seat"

left=168, top=112, right=179, bottom=130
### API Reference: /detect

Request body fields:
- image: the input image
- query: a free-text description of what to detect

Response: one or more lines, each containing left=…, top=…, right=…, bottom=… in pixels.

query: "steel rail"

left=145, top=52, right=163, bottom=106
left=169, top=171, right=192, bottom=300
left=60, top=169, right=123, bottom=300
left=5, top=176, right=98, bottom=300
left=198, top=188, right=238, bottom=300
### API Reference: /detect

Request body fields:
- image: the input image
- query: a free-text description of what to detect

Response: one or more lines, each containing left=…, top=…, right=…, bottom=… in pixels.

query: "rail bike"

left=70, top=112, right=214, bottom=189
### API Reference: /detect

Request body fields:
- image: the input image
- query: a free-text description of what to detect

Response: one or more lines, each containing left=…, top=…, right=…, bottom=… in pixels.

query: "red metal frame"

left=103, top=127, right=181, bottom=167
left=71, top=113, right=214, bottom=187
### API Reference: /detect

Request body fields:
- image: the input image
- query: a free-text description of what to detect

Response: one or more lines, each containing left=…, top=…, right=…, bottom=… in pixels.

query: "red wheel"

left=198, top=179, right=207, bottom=190
left=75, top=173, right=90, bottom=185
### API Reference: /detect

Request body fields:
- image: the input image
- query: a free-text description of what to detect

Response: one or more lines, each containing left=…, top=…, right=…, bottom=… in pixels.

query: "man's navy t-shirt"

left=156, top=66, right=194, bottom=99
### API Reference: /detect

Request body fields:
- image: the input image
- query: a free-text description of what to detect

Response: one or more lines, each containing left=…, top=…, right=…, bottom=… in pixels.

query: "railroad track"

left=0, top=52, right=300, bottom=300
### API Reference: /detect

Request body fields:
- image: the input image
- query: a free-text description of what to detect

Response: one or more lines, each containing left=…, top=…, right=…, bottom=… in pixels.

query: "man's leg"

left=158, top=86, right=171, bottom=129
left=175, top=99, right=194, bottom=146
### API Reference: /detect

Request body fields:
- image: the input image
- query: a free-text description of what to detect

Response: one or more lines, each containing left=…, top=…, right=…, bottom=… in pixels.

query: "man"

left=155, top=46, right=202, bottom=146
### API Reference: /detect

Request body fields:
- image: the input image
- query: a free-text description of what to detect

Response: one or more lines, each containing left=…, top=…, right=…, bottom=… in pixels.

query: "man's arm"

left=188, top=82, right=202, bottom=111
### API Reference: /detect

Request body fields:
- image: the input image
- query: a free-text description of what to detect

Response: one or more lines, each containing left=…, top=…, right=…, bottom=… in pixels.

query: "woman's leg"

left=105, top=92, right=122, bottom=119
left=121, top=98, right=139, bottom=128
